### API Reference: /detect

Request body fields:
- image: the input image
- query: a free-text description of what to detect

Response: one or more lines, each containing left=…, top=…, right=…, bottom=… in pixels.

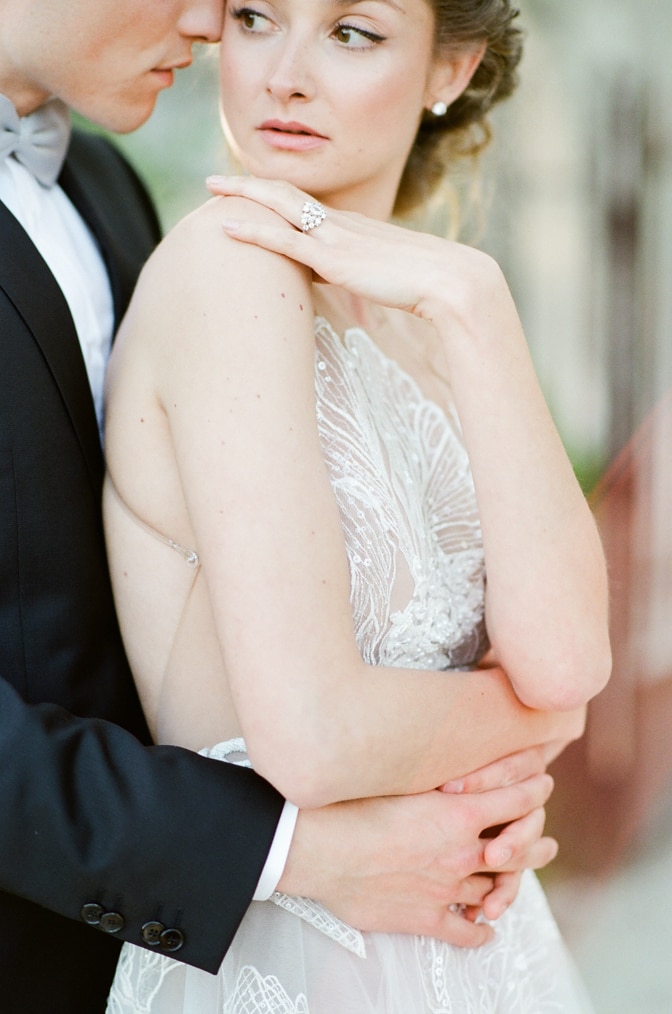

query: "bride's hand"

left=206, top=174, right=496, bottom=324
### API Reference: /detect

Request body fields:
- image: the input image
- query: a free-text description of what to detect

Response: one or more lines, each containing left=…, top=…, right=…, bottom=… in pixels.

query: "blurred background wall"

left=106, top=1, right=672, bottom=1009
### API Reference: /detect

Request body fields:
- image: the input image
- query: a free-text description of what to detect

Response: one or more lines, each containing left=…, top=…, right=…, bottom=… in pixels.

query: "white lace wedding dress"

left=107, top=317, right=592, bottom=1013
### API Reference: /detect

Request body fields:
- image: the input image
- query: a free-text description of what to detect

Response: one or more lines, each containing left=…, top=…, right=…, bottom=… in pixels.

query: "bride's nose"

left=266, top=41, right=316, bottom=103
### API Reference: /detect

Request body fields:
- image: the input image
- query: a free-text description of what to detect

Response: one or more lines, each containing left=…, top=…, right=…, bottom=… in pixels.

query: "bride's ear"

left=425, top=43, right=486, bottom=115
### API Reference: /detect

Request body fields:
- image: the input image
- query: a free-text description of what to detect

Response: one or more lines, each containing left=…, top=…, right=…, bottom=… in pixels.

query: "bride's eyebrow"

left=331, top=0, right=406, bottom=13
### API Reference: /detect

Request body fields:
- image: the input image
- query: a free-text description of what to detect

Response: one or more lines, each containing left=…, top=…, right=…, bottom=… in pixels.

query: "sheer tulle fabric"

left=110, top=856, right=590, bottom=1013
left=107, top=319, right=592, bottom=1012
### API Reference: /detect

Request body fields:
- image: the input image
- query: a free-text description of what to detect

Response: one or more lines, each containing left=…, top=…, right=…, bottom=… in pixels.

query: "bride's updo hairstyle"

left=395, top=0, right=523, bottom=217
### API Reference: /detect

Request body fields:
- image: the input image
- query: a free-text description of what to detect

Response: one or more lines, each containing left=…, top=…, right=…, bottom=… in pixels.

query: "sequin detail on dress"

left=313, top=317, right=487, bottom=672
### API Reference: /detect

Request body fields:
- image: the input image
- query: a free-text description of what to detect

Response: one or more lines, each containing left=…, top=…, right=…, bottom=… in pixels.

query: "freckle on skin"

left=281, top=292, right=286, bottom=299
left=299, top=304, right=304, bottom=311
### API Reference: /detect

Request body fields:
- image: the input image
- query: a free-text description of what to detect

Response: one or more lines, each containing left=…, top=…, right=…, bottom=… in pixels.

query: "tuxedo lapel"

left=58, top=149, right=126, bottom=328
left=1, top=131, right=160, bottom=497
left=0, top=197, right=104, bottom=491
left=58, top=130, right=162, bottom=332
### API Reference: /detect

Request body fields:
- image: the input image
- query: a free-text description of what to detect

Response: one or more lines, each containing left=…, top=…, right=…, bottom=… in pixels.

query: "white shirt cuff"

left=252, top=801, right=299, bottom=900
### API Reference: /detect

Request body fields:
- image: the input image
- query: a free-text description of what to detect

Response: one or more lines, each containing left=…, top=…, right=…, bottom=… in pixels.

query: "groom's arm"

left=0, top=679, right=283, bottom=974
left=0, top=675, right=558, bottom=970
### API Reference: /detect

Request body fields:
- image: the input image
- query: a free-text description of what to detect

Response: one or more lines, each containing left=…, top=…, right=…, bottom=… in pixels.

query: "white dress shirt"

left=0, top=156, right=113, bottom=436
left=0, top=150, right=296, bottom=899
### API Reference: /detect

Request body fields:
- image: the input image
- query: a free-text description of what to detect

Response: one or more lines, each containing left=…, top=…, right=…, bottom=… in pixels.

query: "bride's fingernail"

left=221, top=218, right=241, bottom=233
left=442, top=779, right=464, bottom=793
left=206, top=175, right=226, bottom=186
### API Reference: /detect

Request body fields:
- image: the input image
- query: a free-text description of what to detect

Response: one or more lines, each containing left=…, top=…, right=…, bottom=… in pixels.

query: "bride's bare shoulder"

left=122, top=194, right=312, bottom=356
left=149, top=194, right=304, bottom=285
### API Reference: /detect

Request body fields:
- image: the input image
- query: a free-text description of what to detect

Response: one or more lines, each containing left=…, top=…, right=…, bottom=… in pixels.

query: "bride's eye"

left=332, top=22, right=385, bottom=48
left=230, top=6, right=271, bottom=32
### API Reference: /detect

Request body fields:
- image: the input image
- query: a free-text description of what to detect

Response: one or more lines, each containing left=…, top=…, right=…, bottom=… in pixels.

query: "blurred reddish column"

left=548, top=388, right=672, bottom=875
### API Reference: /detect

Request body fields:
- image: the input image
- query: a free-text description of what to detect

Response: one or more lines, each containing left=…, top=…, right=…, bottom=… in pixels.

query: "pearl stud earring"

left=431, top=101, right=448, bottom=117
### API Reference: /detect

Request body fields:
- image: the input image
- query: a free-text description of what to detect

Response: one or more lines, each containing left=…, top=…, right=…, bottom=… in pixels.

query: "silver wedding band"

left=300, top=199, right=326, bottom=233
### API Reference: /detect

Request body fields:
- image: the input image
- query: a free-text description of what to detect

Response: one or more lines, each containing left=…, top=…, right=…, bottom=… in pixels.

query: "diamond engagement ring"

left=300, top=199, right=326, bottom=233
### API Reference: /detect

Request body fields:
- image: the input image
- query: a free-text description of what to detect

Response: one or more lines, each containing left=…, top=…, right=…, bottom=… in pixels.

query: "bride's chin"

left=232, top=156, right=339, bottom=206
left=233, top=151, right=315, bottom=182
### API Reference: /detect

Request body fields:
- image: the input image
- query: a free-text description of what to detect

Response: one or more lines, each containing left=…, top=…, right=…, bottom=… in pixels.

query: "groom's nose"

left=178, top=0, right=224, bottom=44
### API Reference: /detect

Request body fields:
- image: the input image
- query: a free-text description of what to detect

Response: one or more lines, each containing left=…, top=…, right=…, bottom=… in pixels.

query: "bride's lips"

left=258, top=119, right=329, bottom=151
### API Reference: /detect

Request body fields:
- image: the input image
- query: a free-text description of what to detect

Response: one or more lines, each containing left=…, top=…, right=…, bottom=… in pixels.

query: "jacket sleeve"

left=0, top=679, right=285, bottom=974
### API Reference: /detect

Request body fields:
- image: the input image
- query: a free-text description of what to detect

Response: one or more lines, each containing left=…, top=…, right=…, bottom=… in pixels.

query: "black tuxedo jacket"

left=0, top=130, right=284, bottom=1013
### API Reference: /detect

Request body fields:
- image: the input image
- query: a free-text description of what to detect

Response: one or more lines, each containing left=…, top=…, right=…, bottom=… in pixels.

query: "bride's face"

left=219, top=0, right=460, bottom=217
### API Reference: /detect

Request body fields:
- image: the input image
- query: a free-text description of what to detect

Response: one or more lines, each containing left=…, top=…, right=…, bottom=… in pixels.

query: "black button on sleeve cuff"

left=141, top=920, right=165, bottom=946
left=159, top=928, right=184, bottom=953
left=80, top=902, right=104, bottom=926
left=99, top=911, right=125, bottom=934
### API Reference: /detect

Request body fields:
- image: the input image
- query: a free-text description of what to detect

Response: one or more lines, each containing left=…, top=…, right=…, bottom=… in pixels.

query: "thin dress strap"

left=106, top=474, right=200, bottom=569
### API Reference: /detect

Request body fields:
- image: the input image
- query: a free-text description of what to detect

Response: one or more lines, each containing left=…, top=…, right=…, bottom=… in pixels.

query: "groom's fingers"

left=480, top=871, right=523, bottom=921
left=428, top=909, right=495, bottom=948
left=465, top=773, right=554, bottom=845
left=453, top=873, right=498, bottom=909
left=482, top=805, right=557, bottom=871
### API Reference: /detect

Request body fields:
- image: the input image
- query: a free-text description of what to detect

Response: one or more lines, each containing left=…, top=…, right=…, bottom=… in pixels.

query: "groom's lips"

left=258, top=119, right=329, bottom=152
left=150, top=68, right=176, bottom=88
left=151, top=56, right=193, bottom=88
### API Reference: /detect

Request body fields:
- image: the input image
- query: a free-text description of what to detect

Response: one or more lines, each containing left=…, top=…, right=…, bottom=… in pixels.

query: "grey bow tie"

left=0, top=94, right=71, bottom=187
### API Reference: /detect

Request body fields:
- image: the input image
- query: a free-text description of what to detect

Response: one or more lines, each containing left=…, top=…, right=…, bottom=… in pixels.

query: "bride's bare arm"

left=108, top=196, right=591, bottom=809
left=211, top=178, right=612, bottom=709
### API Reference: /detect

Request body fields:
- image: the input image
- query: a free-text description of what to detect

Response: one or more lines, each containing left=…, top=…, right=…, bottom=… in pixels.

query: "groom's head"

left=0, top=0, right=222, bottom=130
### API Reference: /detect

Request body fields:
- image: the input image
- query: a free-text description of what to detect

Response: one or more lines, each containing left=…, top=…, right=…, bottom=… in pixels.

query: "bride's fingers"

left=208, top=174, right=406, bottom=246
left=482, top=806, right=558, bottom=872
left=207, top=174, right=333, bottom=232
left=440, top=745, right=548, bottom=795
left=220, top=213, right=344, bottom=288
left=219, top=212, right=425, bottom=314
left=216, top=199, right=409, bottom=306
left=208, top=175, right=458, bottom=315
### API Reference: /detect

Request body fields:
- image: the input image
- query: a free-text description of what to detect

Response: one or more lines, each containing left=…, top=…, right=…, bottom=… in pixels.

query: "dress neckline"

left=314, top=314, right=459, bottom=434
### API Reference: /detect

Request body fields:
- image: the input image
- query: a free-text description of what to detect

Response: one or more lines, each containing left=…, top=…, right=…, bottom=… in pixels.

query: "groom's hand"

left=277, top=748, right=556, bottom=948
left=440, top=745, right=557, bottom=924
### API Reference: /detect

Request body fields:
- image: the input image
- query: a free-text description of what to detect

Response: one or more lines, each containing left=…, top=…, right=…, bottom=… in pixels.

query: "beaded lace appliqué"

left=223, top=967, right=309, bottom=1014
left=313, top=317, right=487, bottom=672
